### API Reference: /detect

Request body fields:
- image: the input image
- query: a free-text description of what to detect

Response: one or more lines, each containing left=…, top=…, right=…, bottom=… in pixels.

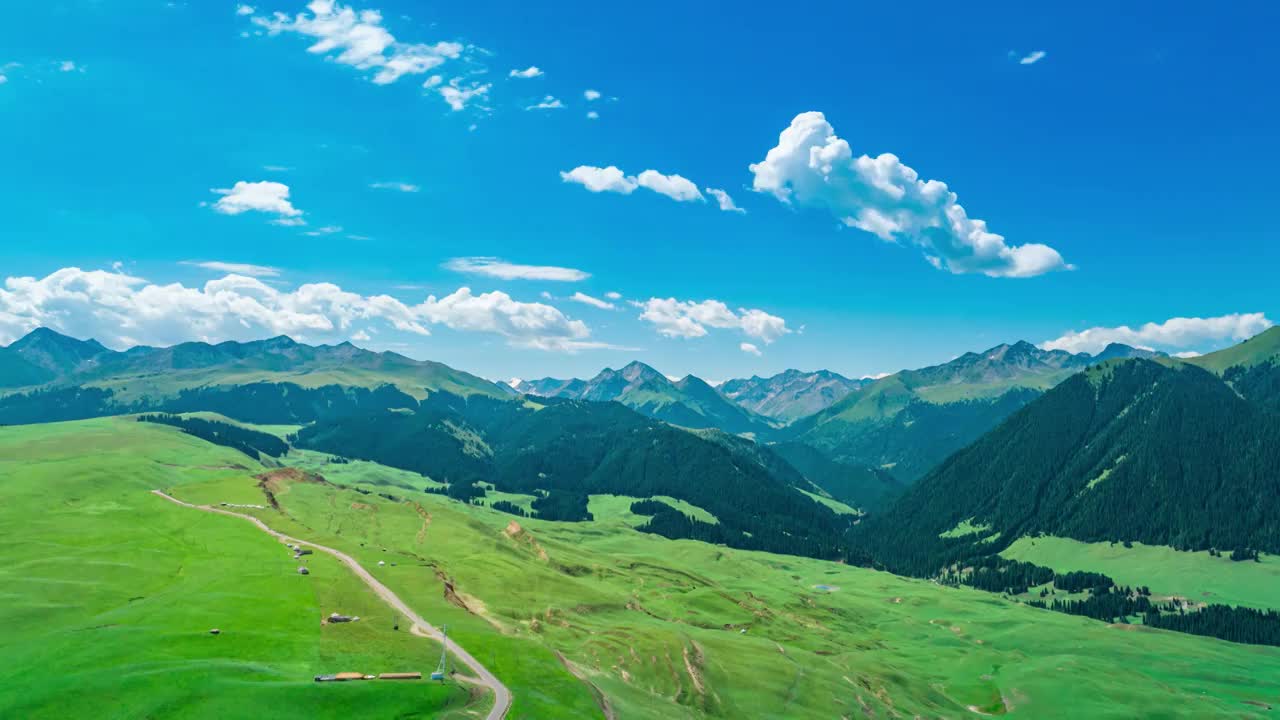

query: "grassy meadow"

left=0, top=418, right=478, bottom=719
left=1001, top=536, right=1280, bottom=611
left=5, top=417, right=1280, bottom=718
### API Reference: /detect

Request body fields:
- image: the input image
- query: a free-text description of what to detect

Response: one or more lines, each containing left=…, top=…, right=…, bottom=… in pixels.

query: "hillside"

left=790, top=340, right=1159, bottom=482
left=718, top=369, right=865, bottom=423
left=858, top=358, right=1280, bottom=577
left=769, top=441, right=904, bottom=511
left=512, top=361, right=778, bottom=436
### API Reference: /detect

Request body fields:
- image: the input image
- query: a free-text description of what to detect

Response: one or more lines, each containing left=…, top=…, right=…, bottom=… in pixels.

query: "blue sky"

left=2, top=0, right=1277, bottom=382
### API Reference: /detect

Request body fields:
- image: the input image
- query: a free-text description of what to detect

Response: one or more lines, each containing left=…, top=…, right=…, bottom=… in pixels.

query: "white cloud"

left=209, top=181, right=304, bottom=223
left=636, top=170, right=704, bottom=202
left=444, top=257, right=590, bottom=282
left=862, top=372, right=891, bottom=380
left=302, top=225, right=343, bottom=236
left=422, top=74, right=442, bottom=88
left=236, top=4, right=256, bottom=15
left=749, top=111, right=1070, bottom=278
left=1019, top=50, right=1047, bottom=65
left=58, top=60, right=78, bottom=73
left=438, top=78, right=490, bottom=111
left=570, top=292, right=615, bottom=310
left=706, top=188, right=744, bottom=214
left=562, top=165, right=707, bottom=204
left=560, top=165, right=637, bottom=194
left=740, top=342, right=762, bottom=356
left=181, top=261, right=281, bottom=278
left=253, top=1, right=464, bottom=86
left=370, top=180, right=420, bottom=192
left=262, top=164, right=292, bottom=172
left=509, top=66, right=542, bottom=78
left=1040, top=313, right=1273, bottom=355
left=635, top=298, right=790, bottom=343
left=604, top=291, right=622, bottom=300
left=525, top=94, right=564, bottom=110
left=586, top=110, right=599, bottom=120
left=583, top=89, right=601, bottom=101
left=0, top=267, right=614, bottom=353
left=1172, top=351, right=1202, bottom=359
left=0, top=75, right=7, bottom=85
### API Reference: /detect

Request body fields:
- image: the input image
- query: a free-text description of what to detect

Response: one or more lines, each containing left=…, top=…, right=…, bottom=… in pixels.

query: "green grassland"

left=794, top=488, right=861, bottom=516
left=0, top=418, right=478, bottom=719
left=588, top=494, right=721, bottom=526
left=183, top=454, right=1280, bottom=718
left=176, top=410, right=304, bottom=439
left=1001, top=536, right=1280, bottom=611
left=7, top=418, right=1280, bottom=719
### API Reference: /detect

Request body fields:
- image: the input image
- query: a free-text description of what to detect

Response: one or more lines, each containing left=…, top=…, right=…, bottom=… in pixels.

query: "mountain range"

left=787, top=340, right=1166, bottom=482
left=718, top=369, right=868, bottom=423
left=0, top=327, right=505, bottom=400
left=510, top=361, right=780, bottom=436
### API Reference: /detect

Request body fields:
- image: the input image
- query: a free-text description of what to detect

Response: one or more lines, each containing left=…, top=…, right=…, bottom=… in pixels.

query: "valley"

left=3, top=327, right=1280, bottom=718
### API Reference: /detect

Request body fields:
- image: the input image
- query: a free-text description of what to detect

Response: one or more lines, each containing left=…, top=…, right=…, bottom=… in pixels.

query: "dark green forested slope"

left=769, top=441, right=903, bottom=511
left=857, top=359, right=1280, bottom=576
left=293, top=393, right=853, bottom=559
left=785, top=341, right=1160, bottom=484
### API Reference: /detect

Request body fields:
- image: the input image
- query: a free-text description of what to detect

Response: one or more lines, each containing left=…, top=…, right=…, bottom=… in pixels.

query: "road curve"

left=151, top=489, right=513, bottom=720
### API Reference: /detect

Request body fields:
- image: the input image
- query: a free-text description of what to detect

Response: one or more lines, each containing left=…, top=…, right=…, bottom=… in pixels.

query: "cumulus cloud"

left=570, top=292, right=615, bottom=310
left=438, top=78, right=490, bottom=111
left=525, top=94, right=564, bottom=110
left=749, top=111, right=1070, bottom=278
left=509, top=66, right=542, bottom=78
left=209, top=181, right=304, bottom=224
left=253, top=1, right=463, bottom=86
left=583, top=89, right=601, bottom=101
left=1019, top=50, right=1047, bottom=65
left=604, top=291, right=622, bottom=300
left=444, top=257, right=590, bottom=282
left=0, top=267, right=613, bottom=353
left=586, top=110, right=599, bottom=120
left=636, top=170, right=703, bottom=202
left=181, top=260, right=281, bottom=278
left=706, top=188, right=744, bottom=213
left=370, top=180, right=420, bottom=192
left=635, top=298, right=790, bottom=343
left=58, top=60, right=79, bottom=73
left=740, top=342, right=762, bottom=356
left=236, top=4, right=256, bottom=15
left=561, top=165, right=708, bottom=204
left=560, top=165, right=637, bottom=194
left=1040, top=313, right=1273, bottom=355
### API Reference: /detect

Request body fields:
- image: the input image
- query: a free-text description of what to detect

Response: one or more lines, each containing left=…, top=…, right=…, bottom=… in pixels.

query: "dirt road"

left=151, top=489, right=512, bottom=720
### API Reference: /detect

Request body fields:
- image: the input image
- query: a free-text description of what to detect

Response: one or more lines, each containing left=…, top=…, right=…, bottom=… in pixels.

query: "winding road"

left=151, top=489, right=512, bottom=720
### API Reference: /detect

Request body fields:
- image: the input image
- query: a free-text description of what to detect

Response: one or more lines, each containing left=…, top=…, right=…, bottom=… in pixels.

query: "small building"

left=298, top=566, right=310, bottom=575
left=209, top=628, right=221, bottom=635
left=328, top=612, right=359, bottom=623
left=314, top=674, right=337, bottom=683
left=379, top=672, right=422, bottom=681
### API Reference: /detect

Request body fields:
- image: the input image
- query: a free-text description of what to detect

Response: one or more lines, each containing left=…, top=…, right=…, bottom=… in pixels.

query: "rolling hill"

left=718, top=369, right=866, bottom=423
left=511, top=361, right=778, bottom=436
left=788, top=340, right=1162, bottom=482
